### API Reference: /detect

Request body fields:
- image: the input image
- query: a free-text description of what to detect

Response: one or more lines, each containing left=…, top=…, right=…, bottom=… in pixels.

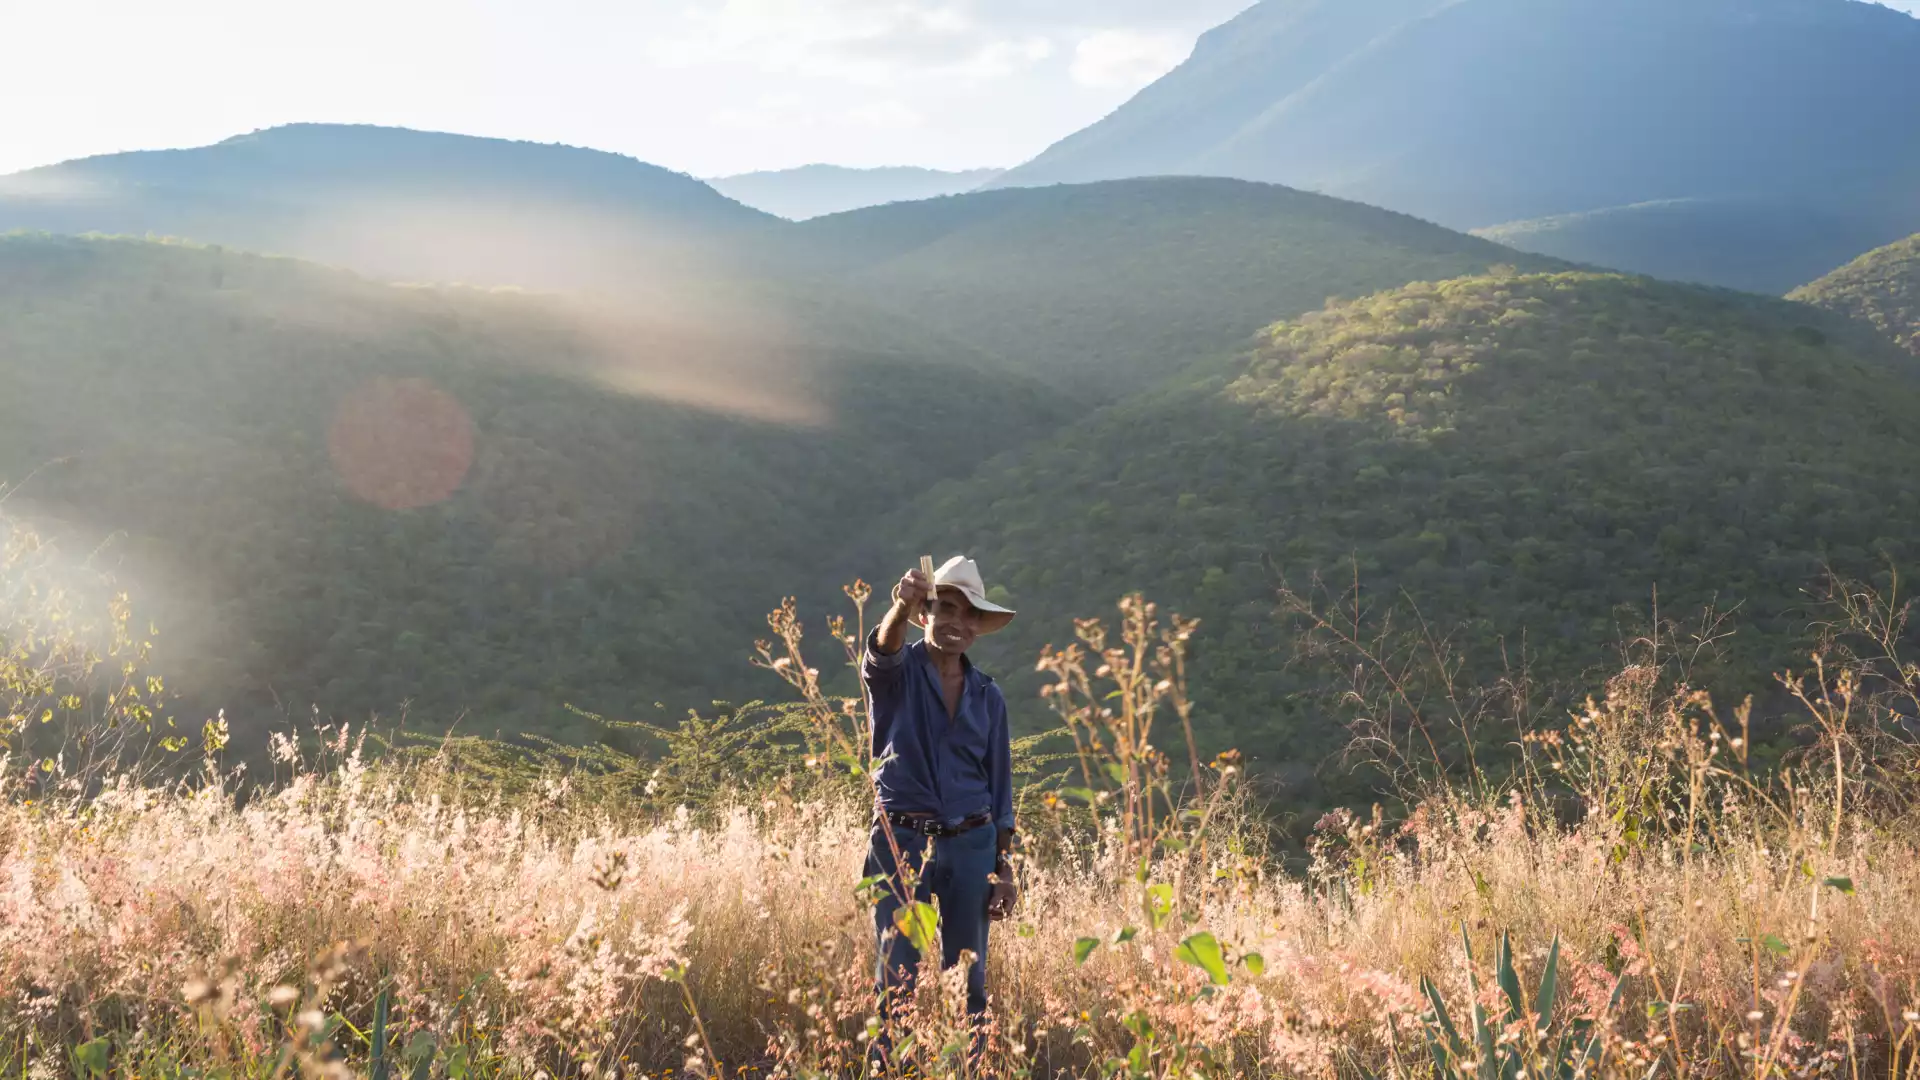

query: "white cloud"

left=949, top=36, right=1057, bottom=81
left=713, top=94, right=811, bottom=132
left=652, top=0, right=987, bottom=85
left=0, top=0, right=1260, bottom=177
left=713, top=94, right=926, bottom=133
left=845, top=100, right=927, bottom=129
left=1070, top=28, right=1192, bottom=90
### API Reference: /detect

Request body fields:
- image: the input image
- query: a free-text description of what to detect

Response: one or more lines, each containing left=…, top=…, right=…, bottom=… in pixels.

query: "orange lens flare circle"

left=327, top=377, right=476, bottom=510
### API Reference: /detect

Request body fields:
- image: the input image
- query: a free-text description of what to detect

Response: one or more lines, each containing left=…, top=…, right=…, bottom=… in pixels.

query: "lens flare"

left=326, top=377, right=475, bottom=510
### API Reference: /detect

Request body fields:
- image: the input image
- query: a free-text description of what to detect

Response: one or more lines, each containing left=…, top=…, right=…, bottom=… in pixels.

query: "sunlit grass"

left=8, top=561, right=1920, bottom=1077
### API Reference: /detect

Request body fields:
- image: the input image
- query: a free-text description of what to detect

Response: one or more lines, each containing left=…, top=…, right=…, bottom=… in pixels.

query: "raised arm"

left=873, top=567, right=931, bottom=657
left=863, top=567, right=931, bottom=726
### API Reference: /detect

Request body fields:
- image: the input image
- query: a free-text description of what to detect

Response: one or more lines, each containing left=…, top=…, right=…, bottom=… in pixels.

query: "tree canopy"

left=1791, top=232, right=1920, bottom=357
left=0, top=234, right=1070, bottom=746
left=790, top=177, right=1561, bottom=399
left=879, top=272, right=1920, bottom=807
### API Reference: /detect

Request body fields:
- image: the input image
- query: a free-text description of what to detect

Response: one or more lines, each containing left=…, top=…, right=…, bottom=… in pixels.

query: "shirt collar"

left=911, top=640, right=989, bottom=687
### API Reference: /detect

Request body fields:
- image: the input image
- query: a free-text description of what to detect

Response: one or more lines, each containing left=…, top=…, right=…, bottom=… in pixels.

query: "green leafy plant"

left=1420, top=928, right=1619, bottom=1080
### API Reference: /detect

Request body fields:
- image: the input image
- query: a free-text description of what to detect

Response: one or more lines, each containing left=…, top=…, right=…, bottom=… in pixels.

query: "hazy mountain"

left=993, top=0, right=1920, bottom=291
left=707, top=164, right=1003, bottom=221
left=0, top=235, right=1071, bottom=742
left=1791, top=233, right=1920, bottom=355
left=1475, top=198, right=1920, bottom=296
left=3, top=128, right=1558, bottom=402
left=788, top=177, right=1563, bottom=399
left=0, top=124, right=783, bottom=291
left=880, top=272, right=1920, bottom=802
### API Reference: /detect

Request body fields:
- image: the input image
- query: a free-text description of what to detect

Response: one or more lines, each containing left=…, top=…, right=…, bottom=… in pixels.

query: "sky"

left=0, top=0, right=1263, bottom=179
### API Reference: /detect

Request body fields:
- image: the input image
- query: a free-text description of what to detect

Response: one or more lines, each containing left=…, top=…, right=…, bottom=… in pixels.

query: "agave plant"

left=1419, top=927, right=1622, bottom=1080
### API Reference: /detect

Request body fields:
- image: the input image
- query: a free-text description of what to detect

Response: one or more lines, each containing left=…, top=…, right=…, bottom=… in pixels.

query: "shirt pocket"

left=946, top=703, right=993, bottom=765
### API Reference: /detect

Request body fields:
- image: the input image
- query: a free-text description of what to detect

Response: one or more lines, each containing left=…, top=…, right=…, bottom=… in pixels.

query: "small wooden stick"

left=919, top=555, right=938, bottom=638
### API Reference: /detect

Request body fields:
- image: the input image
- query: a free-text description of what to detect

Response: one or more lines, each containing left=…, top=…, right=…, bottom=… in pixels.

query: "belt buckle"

left=890, top=812, right=937, bottom=836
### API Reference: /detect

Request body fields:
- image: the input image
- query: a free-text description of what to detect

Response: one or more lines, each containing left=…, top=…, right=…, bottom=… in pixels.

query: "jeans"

left=867, top=820, right=995, bottom=1020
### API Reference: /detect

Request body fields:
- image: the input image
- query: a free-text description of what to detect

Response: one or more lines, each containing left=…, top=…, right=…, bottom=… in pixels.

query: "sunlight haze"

left=12, top=0, right=1920, bottom=1070
left=0, top=0, right=1258, bottom=176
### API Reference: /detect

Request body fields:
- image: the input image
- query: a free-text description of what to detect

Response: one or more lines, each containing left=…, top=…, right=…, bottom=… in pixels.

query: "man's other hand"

left=987, top=880, right=1018, bottom=921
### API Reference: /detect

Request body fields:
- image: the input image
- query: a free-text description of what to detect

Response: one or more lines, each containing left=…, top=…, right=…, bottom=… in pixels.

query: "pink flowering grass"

left=6, top=563, right=1920, bottom=1078
left=3, top=692, right=1920, bottom=1080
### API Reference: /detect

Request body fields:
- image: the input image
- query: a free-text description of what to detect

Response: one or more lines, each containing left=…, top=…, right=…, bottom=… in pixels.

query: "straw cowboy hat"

left=906, top=556, right=1017, bottom=635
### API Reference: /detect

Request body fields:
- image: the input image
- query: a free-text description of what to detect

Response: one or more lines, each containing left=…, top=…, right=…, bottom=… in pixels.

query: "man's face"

left=926, top=586, right=982, bottom=656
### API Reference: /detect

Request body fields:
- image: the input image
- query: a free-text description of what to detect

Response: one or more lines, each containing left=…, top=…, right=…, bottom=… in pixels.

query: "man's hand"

left=893, top=567, right=931, bottom=614
left=875, top=567, right=931, bottom=656
left=987, top=879, right=1019, bottom=921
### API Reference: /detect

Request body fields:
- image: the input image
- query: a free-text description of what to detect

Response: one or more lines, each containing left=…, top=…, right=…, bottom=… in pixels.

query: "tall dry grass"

left=6, top=568, right=1920, bottom=1077
left=4, top=696, right=1920, bottom=1079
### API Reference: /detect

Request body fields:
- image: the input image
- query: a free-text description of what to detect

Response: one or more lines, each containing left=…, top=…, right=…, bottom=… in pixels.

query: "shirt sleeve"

left=862, top=629, right=908, bottom=746
left=989, top=687, right=1016, bottom=833
left=863, top=628, right=908, bottom=685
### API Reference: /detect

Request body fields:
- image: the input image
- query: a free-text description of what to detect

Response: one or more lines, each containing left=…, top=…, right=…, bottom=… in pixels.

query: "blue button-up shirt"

left=863, top=634, right=1016, bottom=832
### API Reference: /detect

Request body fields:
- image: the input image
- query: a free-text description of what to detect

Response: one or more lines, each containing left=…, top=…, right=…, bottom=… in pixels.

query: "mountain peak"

left=993, top=0, right=1920, bottom=289
left=0, top=123, right=783, bottom=291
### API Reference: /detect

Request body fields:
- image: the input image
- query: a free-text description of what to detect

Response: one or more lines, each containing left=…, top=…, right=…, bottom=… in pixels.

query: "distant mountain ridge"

left=0, top=124, right=782, bottom=290
left=707, top=164, right=1004, bottom=221
left=1474, top=198, right=1920, bottom=296
left=786, top=177, right=1563, bottom=398
left=993, top=0, right=1920, bottom=291
left=3, top=124, right=1566, bottom=399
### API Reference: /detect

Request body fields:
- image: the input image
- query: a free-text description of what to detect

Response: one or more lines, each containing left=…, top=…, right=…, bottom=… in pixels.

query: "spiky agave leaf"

left=1535, top=935, right=1562, bottom=1033
left=1422, top=974, right=1468, bottom=1074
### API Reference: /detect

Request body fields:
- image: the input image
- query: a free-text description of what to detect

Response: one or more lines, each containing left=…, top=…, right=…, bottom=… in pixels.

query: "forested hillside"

left=0, top=129, right=1589, bottom=753
left=993, top=0, right=1920, bottom=292
left=11, top=121, right=1914, bottom=787
left=790, top=178, right=1561, bottom=398
left=6, top=128, right=1562, bottom=401
left=881, top=272, right=1920, bottom=805
left=0, top=124, right=783, bottom=290
left=0, top=235, right=1072, bottom=743
left=1790, top=233, right=1920, bottom=355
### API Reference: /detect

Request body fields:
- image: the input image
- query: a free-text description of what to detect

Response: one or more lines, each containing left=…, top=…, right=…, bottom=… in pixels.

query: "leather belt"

left=884, top=810, right=992, bottom=838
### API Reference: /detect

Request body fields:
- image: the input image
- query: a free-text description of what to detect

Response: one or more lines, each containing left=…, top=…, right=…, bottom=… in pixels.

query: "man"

left=864, top=555, right=1019, bottom=1049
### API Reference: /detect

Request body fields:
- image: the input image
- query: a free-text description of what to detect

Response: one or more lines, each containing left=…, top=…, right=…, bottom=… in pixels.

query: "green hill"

left=789, top=178, right=1562, bottom=399
left=0, top=235, right=1072, bottom=743
left=993, top=0, right=1920, bottom=292
left=0, top=124, right=783, bottom=291
left=1790, top=233, right=1920, bottom=356
left=6, top=130, right=1562, bottom=400
left=880, top=272, right=1920, bottom=804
